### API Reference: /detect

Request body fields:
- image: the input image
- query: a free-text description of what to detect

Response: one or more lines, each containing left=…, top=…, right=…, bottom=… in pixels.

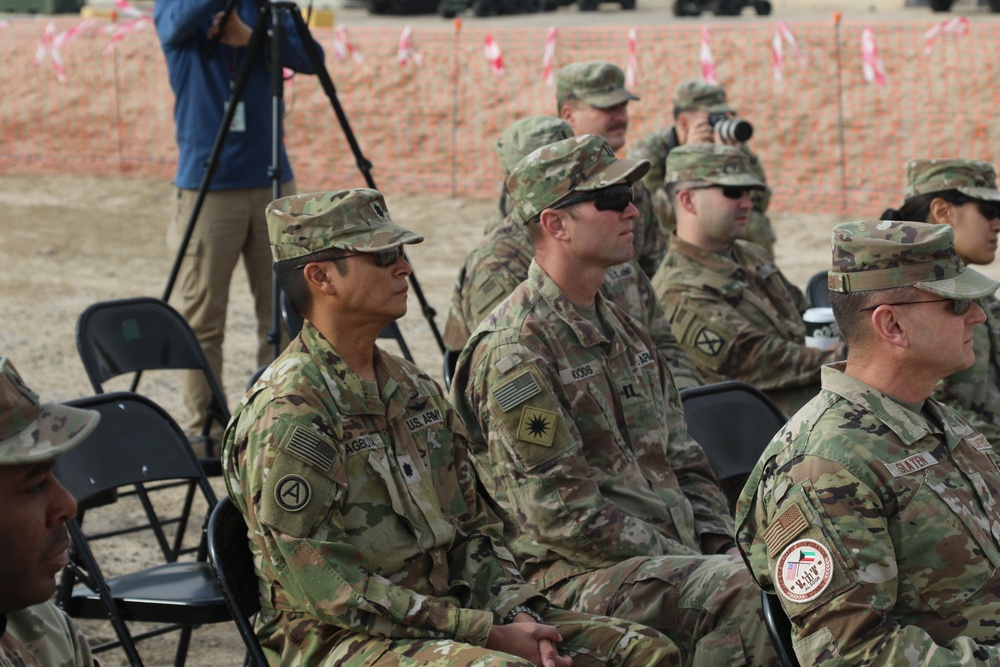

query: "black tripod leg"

left=268, top=5, right=287, bottom=358
left=284, top=5, right=447, bottom=355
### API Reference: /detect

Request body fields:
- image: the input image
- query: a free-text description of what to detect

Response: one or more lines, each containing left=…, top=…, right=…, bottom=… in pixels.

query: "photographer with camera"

left=154, top=0, right=322, bottom=446
left=631, top=80, right=776, bottom=258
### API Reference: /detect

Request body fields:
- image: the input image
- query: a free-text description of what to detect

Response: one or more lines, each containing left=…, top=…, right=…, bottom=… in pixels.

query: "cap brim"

left=574, top=157, right=651, bottom=192
left=915, top=265, right=1000, bottom=300
left=0, top=404, right=100, bottom=465
left=706, top=173, right=767, bottom=189
left=706, top=103, right=736, bottom=114
left=587, top=88, right=641, bottom=109
left=957, top=186, right=1000, bottom=202
left=343, top=227, right=425, bottom=253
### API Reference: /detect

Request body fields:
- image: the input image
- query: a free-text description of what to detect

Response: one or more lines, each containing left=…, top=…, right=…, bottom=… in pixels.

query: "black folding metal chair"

left=805, top=270, right=831, bottom=308
left=207, top=496, right=268, bottom=667
left=761, top=590, right=801, bottom=667
left=680, top=380, right=787, bottom=513
left=54, top=392, right=228, bottom=667
left=442, top=349, right=459, bottom=390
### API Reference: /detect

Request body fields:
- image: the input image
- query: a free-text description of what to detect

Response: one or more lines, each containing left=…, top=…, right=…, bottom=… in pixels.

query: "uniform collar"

left=669, top=232, right=746, bottom=280
left=528, top=260, right=609, bottom=348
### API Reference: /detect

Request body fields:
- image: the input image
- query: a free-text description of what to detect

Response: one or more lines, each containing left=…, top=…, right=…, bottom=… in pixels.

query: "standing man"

left=556, top=61, right=666, bottom=277
left=630, top=80, right=775, bottom=258
left=154, top=0, right=321, bottom=444
left=0, top=358, right=99, bottom=666
left=453, top=135, right=780, bottom=667
left=222, top=189, right=680, bottom=666
left=737, top=220, right=1000, bottom=665
left=652, top=144, right=843, bottom=416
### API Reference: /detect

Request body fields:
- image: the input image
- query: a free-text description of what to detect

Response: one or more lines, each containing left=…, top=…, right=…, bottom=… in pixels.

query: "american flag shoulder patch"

left=284, top=425, right=335, bottom=472
left=471, top=278, right=505, bottom=317
left=492, top=370, right=541, bottom=412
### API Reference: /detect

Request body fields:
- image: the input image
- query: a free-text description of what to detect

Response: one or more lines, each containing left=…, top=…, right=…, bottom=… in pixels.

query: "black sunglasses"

left=295, top=246, right=404, bottom=270
left=686, top=185, right=751, bottom=200
left=947, top=194, right=1000, bottom=221
left=861, top=297, right=972, bottom=316
left=552, top=184, right=635, bottom=214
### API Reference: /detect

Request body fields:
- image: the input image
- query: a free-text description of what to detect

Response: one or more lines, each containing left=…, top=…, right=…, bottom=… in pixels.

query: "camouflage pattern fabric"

left=905, top=158, right=1000, bottom=201
left=737, top=362, right=1000, bottom=666
left=933, top=294, right=1000, bottom=447
left=0, top=603, right=95, bottom=667
left=442, top=215, right=702, bottom=390
left=555, top=61, right=639, bottom=109
left=632, top=128, right=776, bottom=259
left=671, top=80, right=735, bottom=115
left=653, top=234, right=842, bottom=416
left=452, top=261, right=780, bottom=667
left=222, top=322, right=679, bottom=666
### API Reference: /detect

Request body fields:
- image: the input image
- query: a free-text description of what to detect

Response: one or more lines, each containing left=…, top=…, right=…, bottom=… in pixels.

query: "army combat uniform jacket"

left=442, top=215, right=702, bottom=390
left=737, top=363, right=1000, bottom=666
left=222, top=323, right=545, bottom=663
left=934, top=294, right=1000, bottom=448
left=453, top=260, right=733, bottom=590
left=0, top=604, right=95, bottom=667
left=652, top=233, right=842, bottom=416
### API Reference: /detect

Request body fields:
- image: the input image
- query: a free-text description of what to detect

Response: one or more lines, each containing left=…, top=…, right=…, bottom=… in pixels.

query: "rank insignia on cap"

left=775, top=539, right=833, bottom=604
left=371, top=202, right=387, bottom=219
left=516, top=406, right=558, bottom=447
left=693, top=327, right=724, bottom=356
left=275, top=474, right=311, bottom=512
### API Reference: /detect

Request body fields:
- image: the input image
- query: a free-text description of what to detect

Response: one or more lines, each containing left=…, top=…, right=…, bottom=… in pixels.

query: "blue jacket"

left=154, top=0, right=321, bottom=190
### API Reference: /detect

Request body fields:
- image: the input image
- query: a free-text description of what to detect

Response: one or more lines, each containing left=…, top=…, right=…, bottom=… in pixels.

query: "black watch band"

left=504, top=604, right=544, bottom=624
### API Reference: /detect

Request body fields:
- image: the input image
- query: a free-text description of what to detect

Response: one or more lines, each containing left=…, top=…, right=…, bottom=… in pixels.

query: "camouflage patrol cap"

left=905, top=158, right=1000, bottom=202
left=665, top=143, right=765, bottom=189
left=0, top=358, right=99, bottom=465
left=506, top=134, right=650, bottom=224
left=266, top=188, right=424, bottom=262
left=495, top=116, right=574, bottom=175
left=556, top=61, right=639, bottom=109
left=673, top=79, right=735, bottom=114
left=829, top=220, right=1000, bottom=298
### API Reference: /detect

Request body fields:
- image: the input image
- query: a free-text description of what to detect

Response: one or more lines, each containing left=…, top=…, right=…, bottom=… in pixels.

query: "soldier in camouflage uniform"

left=630, top=80, right=776, bottom=258
left=222, top=188, right=681, bottom=666
left=881, top=159, right=1000, bottom=449
left=443, top=116, right=703, bottom=390
left=452, top=135, right=781, bottom=667
left=737, top=220, right=1000, bottom=666
left=556, top=61, right=666, bottom=278
left=652, top=144, right=845, bottom=416
left=0, top=358, right=99, bottom=667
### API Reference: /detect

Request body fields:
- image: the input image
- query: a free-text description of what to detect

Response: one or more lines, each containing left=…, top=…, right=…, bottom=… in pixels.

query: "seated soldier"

left=222, top=188, right=681, bottom=666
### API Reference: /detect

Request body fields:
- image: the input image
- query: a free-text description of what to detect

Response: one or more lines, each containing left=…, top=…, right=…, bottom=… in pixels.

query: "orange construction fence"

left=1, top=16, right=998, bottom=214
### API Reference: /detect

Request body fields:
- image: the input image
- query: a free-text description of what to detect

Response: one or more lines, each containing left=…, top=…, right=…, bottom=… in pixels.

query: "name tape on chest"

left=493, top=371, right=542, bottom=412
left=883, top=451, right=939, bottom=478
left=605, top=263, right=635, bottom=283
left=405, top=408, right=443, bottom=433
left=775, top=538, right=834, bottom=604
left=345, top=434, right=380, bottom=456
left=635, top=348, right=655, bottom=368
left=559, top=362, right=600, bottom=385
left=969, top=434, right=993, bottom=452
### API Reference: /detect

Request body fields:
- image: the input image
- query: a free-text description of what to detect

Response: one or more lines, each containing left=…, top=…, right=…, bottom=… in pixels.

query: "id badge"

left=225, top=100, right=246, bottom=133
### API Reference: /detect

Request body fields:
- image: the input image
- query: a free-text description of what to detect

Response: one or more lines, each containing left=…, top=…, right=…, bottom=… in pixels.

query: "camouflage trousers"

left=273, top=608, right=680, bottom=666
left=542, top=555, right=780, bottom=667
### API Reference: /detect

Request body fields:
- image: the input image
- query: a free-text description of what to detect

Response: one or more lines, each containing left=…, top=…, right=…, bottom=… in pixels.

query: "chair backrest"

left=806, top=270, right=831, bottom=308
left=442, top=349, right=459, bottom=390
left=680, top=380, right=787, bottom=511
left=280, top=290, right=414, bottom=362
left=761, top=590, right=800, bottom=667
left=207, top=496, right=268, bottom=667
left=76, top=297, right=231, bottom=461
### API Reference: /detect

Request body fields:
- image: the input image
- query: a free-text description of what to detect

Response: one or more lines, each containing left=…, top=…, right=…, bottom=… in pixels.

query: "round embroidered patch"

left=274, top=475, right=310, bottom=512
left=775, top=539, right=834, bottom=604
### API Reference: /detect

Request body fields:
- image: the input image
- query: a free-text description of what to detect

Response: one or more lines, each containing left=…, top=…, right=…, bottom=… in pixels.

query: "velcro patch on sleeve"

left=492, top=370, right=541, bottom=412
left=688, top=325, right=725, bottom=357
left=471, top=277, right=506, bottom=319
left=764, top=503, right=809, bottom=558
left=775, top=539, right=834, bottom=604
left=283, top=425, right=335, bottom=473
left=516, top=406, right=559, bottom=447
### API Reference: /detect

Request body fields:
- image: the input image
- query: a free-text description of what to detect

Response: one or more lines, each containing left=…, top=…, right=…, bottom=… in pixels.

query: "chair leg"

left=173, top=625, right=193, bottom=667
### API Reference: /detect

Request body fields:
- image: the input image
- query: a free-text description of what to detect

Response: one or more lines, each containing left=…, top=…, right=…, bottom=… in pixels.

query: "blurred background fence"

left=2, top=16, right=998, bottom=214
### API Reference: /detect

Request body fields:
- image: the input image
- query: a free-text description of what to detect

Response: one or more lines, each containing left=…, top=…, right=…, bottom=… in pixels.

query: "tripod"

left=162, top=0, right=446, bottom=362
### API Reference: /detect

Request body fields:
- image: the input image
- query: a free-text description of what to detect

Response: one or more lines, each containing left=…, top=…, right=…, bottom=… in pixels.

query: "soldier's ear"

left=538, top=208, right=571, bottom=241
left=302, top=262, right=339, bottom=297
left=928, top=197, right=953, bottom=226
left=869, top=305, right=909, bottom=349
left=675, top=188, right=698, bottom=216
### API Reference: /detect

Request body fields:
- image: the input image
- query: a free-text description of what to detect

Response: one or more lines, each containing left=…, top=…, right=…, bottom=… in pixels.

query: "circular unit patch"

left=775, top=538, right=834, bottom=604
left=275, top=474, right=311, bottom=512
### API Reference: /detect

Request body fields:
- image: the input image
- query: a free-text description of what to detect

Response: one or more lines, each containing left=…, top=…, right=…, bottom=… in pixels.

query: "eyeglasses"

left=685, top=185, right=751, bottom=200
left=294, top=246, right=405, bottom=270
left=552, top=184, right=635, bottom=214
left=861, top=298, right=972, bottom=316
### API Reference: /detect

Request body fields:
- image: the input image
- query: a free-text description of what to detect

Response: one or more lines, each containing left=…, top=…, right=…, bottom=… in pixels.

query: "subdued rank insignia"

left=285, top=425, right=335, bottom=472
left=397, top=454, right=422, bottom=486
left=275, top=474, right=310, bottom=512
left=693, top=327, right=724, bottom=356
left=493, top=371, right=541, bottom=412
left=370, top=201, right=387, bottom=219
left=516, top=406, right=558, bottom=447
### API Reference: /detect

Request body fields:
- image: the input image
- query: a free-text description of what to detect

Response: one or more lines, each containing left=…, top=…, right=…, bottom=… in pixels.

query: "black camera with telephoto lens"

left=708, top=113, right=754, bottom=143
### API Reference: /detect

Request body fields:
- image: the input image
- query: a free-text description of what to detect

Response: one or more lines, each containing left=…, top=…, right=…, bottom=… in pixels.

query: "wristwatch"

left=504, top=604, right=544, bottom=624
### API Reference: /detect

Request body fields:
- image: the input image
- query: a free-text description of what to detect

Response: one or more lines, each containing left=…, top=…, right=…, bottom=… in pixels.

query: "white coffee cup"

left=803, top=307, right=841, bottom=351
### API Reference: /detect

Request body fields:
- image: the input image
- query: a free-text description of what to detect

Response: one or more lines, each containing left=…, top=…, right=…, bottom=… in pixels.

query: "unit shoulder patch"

left=516, top=406, right=559, bottom=447
left=692, top=326, right=725, bottom=357
left=775, top=538, right=834, bottom=604
left=274, top=474, right=311, bottom=512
